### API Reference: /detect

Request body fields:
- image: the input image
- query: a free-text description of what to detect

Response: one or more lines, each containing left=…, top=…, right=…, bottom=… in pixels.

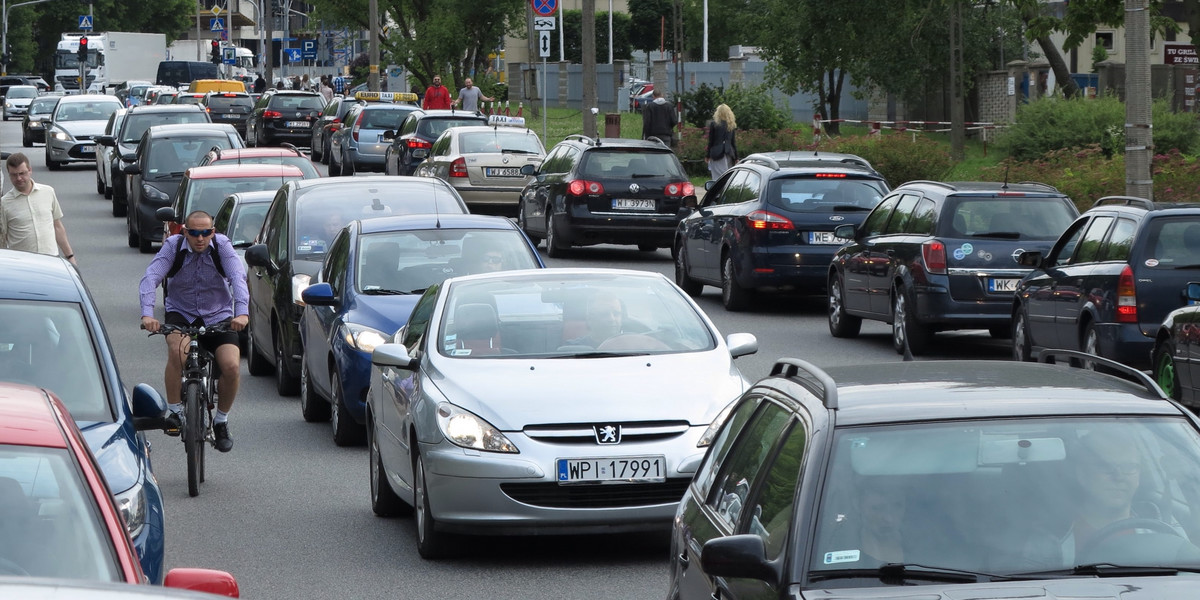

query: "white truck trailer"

left=54, top=32, right=167, bottom=94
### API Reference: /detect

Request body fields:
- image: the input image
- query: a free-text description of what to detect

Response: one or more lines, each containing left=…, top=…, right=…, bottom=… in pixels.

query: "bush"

left=823, top=134, right=956, bottom=187
left=676, top=83, right=792, bottom=131
left=677, top=83, right=723, bottom=128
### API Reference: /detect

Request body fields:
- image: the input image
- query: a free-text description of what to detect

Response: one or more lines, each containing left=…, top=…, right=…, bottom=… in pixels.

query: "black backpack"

left=163, top=234, right=226, bottom=298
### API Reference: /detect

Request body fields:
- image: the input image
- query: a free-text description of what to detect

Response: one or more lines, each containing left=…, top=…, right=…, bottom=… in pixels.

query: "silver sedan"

left=44, top=94, right=122, bottom=170
left=366, top=268, right=758, bottom=558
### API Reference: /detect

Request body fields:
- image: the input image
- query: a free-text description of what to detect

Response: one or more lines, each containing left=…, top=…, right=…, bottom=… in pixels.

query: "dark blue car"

left=298, top=214, right=545, bottom=445
left=0, top=250, right=169, bottom=582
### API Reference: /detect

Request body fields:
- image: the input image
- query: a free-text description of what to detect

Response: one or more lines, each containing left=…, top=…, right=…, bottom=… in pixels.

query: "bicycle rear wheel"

left=184, top=381, right=205, bottom=497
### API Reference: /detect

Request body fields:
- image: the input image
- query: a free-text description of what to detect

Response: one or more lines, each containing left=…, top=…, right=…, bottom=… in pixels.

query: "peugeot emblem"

left=629, top=183, right=640, bottom=194
left=1012, top=248, right=1025, bottom=263
left=594, top=424, right=622, bottom=444
left=829, top=215, right=845, bottom=221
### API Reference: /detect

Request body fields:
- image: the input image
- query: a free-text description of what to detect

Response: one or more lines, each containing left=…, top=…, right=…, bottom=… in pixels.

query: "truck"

left=54, top=32, right=167, bottom=94
left=167, top=40, right=256, bottom=89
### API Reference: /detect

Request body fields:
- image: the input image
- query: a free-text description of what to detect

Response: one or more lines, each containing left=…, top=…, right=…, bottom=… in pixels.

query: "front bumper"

left=47, top=137, right=98, bottom=162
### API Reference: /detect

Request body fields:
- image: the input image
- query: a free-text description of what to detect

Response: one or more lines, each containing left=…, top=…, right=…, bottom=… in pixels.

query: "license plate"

left=988, top=278, right=1020, bottom=292
left=286, top=120, right=307, bottom=128
left=557, top=455, right=666, bottom=484
left=485, top=167, right=522, bottom=177
left=809, top=231, right=846, bottom=245
left=78, top=145, right=94, bottom=154
left=613, top=198, right=655, bottom=210
left=223, top=114, right=240, bottom=119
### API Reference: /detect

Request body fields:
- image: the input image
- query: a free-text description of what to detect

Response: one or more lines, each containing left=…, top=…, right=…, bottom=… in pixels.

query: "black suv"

left=382, top=109, right=488, bottom=176
left=200, top=91, right=254, bottom=136
left=671, top=353, right=1200, bottom=600
left=246, top=90, right=324, bottom=147
left=675, top=152, right=890, bottom=311
left=827, top=181, right=1079, bottom=355
left=516, top=136, right=695, bottom=257
left=310, top=95, right=359, bottom=164
left=97, top=104, right=210, bottom=216
left=1013, top=197, right=1200, bottom=368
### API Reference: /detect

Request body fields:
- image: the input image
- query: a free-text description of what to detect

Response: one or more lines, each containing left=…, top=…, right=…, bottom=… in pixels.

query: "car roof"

left=185, top=164, right=305, bottom=179
left=225, top=190, right=277, bottom=204
left=356, top=213, right=519, bottom=235
left=0, top=383, right=70, bottom=449
left=56, top=94, right=121, bottom=105
left=412, top=109, right=487, bottom=119
left=127, top=104, right=205, bottom=114
left=443, top=125, right=538, bottom=136
left=290, top=174, right=429, bottom=191
left=210, top=147, right=301, bottom=159
left=6, top=85, right=37, bottom=91
left=145, top=123, right=237, bottom=137
left=896, top=180, right=1066, bottom=196
left=563, top=137, right=673, bottom=151
left=0, top=250, right=81, bottom=302
left=268, top=90, right=320, bottom=97
left=1085, top=196, right=1200, bottom=214
left=0, top=577, right=232, bottom=599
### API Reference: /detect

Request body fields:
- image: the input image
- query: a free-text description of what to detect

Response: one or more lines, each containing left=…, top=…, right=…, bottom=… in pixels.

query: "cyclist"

left=138, top=210, right=248, bottom=452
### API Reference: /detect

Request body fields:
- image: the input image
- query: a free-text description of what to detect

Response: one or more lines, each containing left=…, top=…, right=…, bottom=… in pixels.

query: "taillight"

left=449, top=157, right=467, bottom=177
left=406, top=139, right=432, bottom=150
left=922, top=240, right=947, bottom=275
left=263, top=110, right=282, bottom=119
left=1116, top=264, right=1138, bottom=323
left=664, top=182, right=694, bottom=197
left=567, top=180, right=604, bottom=196
left=745, top=210, right=793, bottom=230
left=352, top=111, right=364, bottom=142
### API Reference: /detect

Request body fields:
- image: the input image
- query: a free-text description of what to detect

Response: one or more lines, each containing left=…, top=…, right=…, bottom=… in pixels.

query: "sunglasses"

left=187, top=228, right=214, bottom=238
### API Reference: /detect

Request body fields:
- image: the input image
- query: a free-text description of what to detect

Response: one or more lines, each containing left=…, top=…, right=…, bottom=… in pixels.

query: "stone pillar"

left=652, top=59, right=669, bottom=94
left=1007, top=59, right=1028, bottom=103
left=729, top=57, right=747, bottom=86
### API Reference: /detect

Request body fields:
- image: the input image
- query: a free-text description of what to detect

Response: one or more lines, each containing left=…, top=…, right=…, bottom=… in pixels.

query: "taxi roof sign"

left=354, top=91, right=418, bottom=103
left=488, top=114, right=526, bottom=128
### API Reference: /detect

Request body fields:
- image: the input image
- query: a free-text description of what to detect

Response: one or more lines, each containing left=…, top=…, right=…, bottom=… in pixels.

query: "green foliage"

left=1152, top=100, right=1200, bottom=156
left=677, top=83, right=724, bottom=128
left=628, top=0, right=676, bottom=56
left=720, top=84, right=793, bottom=131
left=551, top=11, right=632, bottom=63
left=1091, top=44, right=1109, bottom=70
left=823, top=134, right=956, bottom=187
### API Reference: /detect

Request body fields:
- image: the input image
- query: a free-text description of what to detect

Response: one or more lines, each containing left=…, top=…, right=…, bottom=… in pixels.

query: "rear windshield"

left=459, top=131, right=543, bottom=155
left=579, top=150, right=685, bottom=180
left=270, top=95, right=325, bottom=111
left=123, top=112, right=210, bottom=143
left=417, top=117, right=487, bottom=140
left=767, top=176, right=887, bottom=213
left=228, top=205, right=270, bottom=246
left=945, top=197, right=1077, bottom=241
left=207, top=95, right=253, bottom=110
left=360, top=107, right=416, bottom=129
left=185, top=176, right=301, bottom=216
left=146, top=135, right=235, bottom=178
left=1142, top=217, right=1200, bottom=269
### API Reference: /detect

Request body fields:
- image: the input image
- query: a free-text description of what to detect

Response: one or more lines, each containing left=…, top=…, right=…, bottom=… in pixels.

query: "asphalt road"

left=0, top=116, right=1010, bottom=600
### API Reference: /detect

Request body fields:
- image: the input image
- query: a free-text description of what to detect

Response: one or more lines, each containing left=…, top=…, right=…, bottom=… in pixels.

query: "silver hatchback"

left=44, top=94, right=122, bottom=170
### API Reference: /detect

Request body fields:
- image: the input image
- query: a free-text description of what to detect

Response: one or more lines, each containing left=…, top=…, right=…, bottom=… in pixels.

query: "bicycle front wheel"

left=184, top=380, right=205, bottom=497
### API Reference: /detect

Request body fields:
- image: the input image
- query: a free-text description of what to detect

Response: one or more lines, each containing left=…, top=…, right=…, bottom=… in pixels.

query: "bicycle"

left=144, top=321, right=233, bottom=497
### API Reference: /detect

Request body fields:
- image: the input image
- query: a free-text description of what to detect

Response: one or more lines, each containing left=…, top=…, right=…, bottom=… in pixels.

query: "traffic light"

left=78, top=36, right=89, bottom=64
left=211, top=40, right=221, bottom=64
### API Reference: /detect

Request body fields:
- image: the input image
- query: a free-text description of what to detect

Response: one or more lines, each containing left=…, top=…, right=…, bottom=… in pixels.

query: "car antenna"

left=432, top=185, right=442, bottom=228
left=1002, top=164, right=1010, bottom=190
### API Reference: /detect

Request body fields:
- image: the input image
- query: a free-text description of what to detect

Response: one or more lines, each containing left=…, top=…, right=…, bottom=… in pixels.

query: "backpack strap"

left=164, top=235, right=226, bottom=298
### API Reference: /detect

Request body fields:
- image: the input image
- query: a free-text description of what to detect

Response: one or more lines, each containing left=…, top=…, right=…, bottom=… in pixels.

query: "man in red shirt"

left=422, top=75, right=452, bottom=110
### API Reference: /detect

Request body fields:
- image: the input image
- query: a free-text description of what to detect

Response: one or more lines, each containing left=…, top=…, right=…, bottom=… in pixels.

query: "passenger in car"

left=564, top=291, right=625, bottom=348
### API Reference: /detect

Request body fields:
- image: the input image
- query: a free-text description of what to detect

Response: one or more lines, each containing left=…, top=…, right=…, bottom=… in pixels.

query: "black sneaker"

left=163, top=412, right=182, bottom=437
left=213, top=422, right=233, bottom=453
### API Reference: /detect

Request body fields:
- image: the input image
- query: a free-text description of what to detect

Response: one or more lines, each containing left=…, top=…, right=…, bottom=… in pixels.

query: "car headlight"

left=343, top=323, right=387, bottom=353
left=141, top=183, right=169, bottom=201
left=3, top=101, right=11, bottom=109
left=696, top=398, right=739, bottom=448
left=52, top=129, right=74, bottom=141
left=113, top=480, right=147, bottom=539
left=436, top=402, right=519, bottom=453
left=292, top=274, right=311, bottom=306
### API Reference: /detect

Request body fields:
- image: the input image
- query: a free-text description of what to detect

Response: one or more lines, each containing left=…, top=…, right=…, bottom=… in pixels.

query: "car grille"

left=523, top=421, right=690, bottom=445
left=500, top=478, right=690, bottom=508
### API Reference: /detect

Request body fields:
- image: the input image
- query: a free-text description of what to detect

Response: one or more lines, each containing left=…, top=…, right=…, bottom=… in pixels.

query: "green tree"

left=553, top=10, right=632, bottom=63
left=628, top=0, right=676, bottom=56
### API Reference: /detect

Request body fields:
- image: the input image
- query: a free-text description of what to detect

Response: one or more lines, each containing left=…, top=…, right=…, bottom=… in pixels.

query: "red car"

left=0, top=383, right=239, bottom=596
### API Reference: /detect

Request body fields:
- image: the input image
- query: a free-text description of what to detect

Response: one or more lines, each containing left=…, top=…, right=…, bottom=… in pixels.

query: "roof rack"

left=901, top=180, right=958, bottom=191
left=1036, top=349, right=1166, bottom=398
left=1092, top=196, right=1154, bottom=210
left=770, top=358, right=838, bottom=409
left=739, top=153, right=780, bottom=171
left=644, top=135, right=670, bottom=148
left=564, top=134, right=597, bottom=146
left=1014, top=181, right=1061, bottom=193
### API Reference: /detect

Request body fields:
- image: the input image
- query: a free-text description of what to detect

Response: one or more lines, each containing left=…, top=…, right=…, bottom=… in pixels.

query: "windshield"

left=0, top=447, right=123, bottom=580
left=121, top=112, right=210, bottom=144
left=54, top=49, right=98, bottom=69
left=459, top=131, right=543, bottom=155
left=184, top=176, right=298, bottom=217
left=417, top=117, right=487, bottom=140
left=356, top=229, right=539, bottom=294
left=146, top=135, right=234, bottom=178
left=767, top=177, right=886, bottom=213
left=0, top=300, right=109, bottom=422
left=6, top=87, right=36, bottom=99
left=437, top=274, right=716, bottom=358
left=53, top=100, right=119, bottom=122
left=29, top=97, right=59, bottom=115
left=228, top=205, right=269, bottom=246
left=579, top=150, right=685, bottom=180
left=945, top=197, right=1077, bottom=240
left=809, top=417, right=1200, bottom=584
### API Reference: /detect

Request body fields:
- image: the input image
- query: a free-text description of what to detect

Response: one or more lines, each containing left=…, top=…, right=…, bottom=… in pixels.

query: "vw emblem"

left=829, top=215, right=845, bottom=221
left=1011, top=248, right=1025, bottom=263
left=502, top=155, right=510, bottom=164
left=594, top=424, right=621, bottom=444
left=629, top=183, right=640, bottom=194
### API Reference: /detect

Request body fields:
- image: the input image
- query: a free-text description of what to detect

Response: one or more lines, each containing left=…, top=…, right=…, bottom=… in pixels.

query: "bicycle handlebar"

left=143, top=322, right=235, bottom=338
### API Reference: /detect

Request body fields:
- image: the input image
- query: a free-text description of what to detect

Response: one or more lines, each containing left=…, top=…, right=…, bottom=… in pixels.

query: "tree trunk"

left=1034, top=34, right=1080, bottom=98
left=825, top=69, right=843, bottom=135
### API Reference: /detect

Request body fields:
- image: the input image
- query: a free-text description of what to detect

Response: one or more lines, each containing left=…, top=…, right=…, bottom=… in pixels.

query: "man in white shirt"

left=1, top=153, right=78, bottom=266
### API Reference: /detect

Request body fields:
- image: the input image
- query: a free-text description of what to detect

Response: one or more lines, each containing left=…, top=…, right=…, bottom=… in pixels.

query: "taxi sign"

left=354, top=91, right=418, bottom=103
left=488, top=114, right=527, bottom=127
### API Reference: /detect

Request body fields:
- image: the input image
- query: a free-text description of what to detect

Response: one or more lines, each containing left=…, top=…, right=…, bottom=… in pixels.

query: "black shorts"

left=165, top=313, right=240, bottom=354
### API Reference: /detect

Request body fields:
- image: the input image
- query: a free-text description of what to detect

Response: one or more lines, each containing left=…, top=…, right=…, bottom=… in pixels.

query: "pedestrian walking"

left=333, top=74, right=347, bottom=96
left=705, top=104, right=738, bottom=180
left=641, top=88, right=678, bottom=149
left=319, top=76, right=333, bottom=104
left=253, top=74, right=266, bottom=94
left=1, top=153, right=78, bottom=266
left=422, top=75, right=452, bottom=110
left=455, top=78, right=493, bottom=113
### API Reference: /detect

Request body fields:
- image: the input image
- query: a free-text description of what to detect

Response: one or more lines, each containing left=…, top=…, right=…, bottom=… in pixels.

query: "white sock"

left=214, top=409, right=229, bottom=424
left=168, top=403, right=182, bottom=415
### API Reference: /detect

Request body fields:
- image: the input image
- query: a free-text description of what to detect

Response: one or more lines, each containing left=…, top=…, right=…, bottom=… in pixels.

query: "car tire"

left=674, top=242, right=703, bottom=297
left=1154, top=339, right=1182, bottom=401
left=369, top=420, right=410, bottom=517
left=331, top=370, right=365, bottom=447
left=45, top=151, right=61, bottom=171
left=1012, top=309, right=1035, bottom=362
left=274, top=325, right=301, bottom=396
left=892, top=286, right=931, bottom=356
left=300, top=356, right=331, bottom=422
left=246, top=322, right=273, bottom=376
left=322, top=138, right=333, bottom=166
left=517, top=203, right=542, bottom=246
left=721, top=254, right=753, bottom=312
left=1078, top=322, right=1101, bottom=370
left=112, top=194, right=127, bottom=217
left=415, top=452, right=454, bottom=559
left=127, top=227, right=139, bottom=249
left=310, top=132, right=323, bottom=162
left=827, top=274, right=862, bottom=338
left=343, top=152, right=356, bottom=177
left=637, top=244, right=657, bottom=252
left=328, top=152, right=342, bottom=176
left=138, top=233, right=155, bottom=254
left=23, top=130, right=32, bottom=147
left=545, top=213, right=568, bottom=258
left=96, top=172, right=105, bottom=195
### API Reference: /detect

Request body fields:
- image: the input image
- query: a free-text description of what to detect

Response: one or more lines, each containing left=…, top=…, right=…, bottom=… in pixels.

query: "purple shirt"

left=139, top=233, right=249, bottom=323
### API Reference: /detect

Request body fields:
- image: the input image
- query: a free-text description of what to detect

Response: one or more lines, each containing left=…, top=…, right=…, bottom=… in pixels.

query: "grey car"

left=328, top=103, right=418, bottom=176
left=21, top=94, right=60, bottom=147
left=2, top=84, right=38, bottom=120
left=44, top=94, right=123, bottom=170
left=366, top=268, right=759, bottom=558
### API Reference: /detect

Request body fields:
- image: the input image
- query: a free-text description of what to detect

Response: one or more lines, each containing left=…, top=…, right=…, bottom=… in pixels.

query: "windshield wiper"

left=1007, top=563, right=1196, bottom=579
left=810, top=563, right=993, bottom=584
left=631, top=173, right=657, bottom=178
left=360, top=289, right=409, bottom=295
left=501, top=148, right=538, bottom=154
left=970, top=232, right=1022, bottom=239
left=830, top=205, right=872, bottom=212
left=547, top=351, right=651, bottom=359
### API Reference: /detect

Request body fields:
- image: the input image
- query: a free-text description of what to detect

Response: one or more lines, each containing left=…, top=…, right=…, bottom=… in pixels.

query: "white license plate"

left=988, top=278, right=1020, bottom=292
left=78, top=145, right=94, bottom=154
left=222, top=114, right=241, bottom=119
left=286, top=120, right=307, bottom=128
left=808, top=231, right=846, bottom=245
left=556, top=455, right=666, bottom=484
left=485, top=167, right=522, bottom=177
left=613, top=198, right=655, bottom=210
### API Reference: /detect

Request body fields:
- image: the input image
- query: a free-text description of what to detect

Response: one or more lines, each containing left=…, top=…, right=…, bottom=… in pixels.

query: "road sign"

left=285, top=48, right=302, bottom=62
left=301, top=39, right=318, bottom=59
left=78, top=15, right=92, bottom=30
left=530, top=0, right=558, bottom=17
left=223, top=47, right=236, bottom=65
left=210, top=5, right=221, bottom=16
left=534, top=17, right=555, bottom=31
left=209, top=18, right=225, bottom=32
left=538, top=30, right=551, bottom=58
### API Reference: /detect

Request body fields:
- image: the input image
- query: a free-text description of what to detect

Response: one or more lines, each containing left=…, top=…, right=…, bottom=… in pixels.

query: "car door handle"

left=677, top=552, right=689, bottom=569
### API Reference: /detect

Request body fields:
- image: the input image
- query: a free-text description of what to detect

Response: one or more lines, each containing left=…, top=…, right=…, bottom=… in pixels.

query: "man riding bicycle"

left=139, top=210, right=248, bottom=452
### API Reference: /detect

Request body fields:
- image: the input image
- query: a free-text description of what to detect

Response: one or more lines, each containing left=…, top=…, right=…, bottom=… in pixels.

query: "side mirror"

left=300, top=282, right=337, bottom=306
left=155, top=207, right=177, bottom=223
left=1186, top=282, right=1200, bottom=304
left=726, top=333, right=758, bottom=359
left=372, top=343, right=419, bottom=371
left=1017, top=250, right=1043, bottom=268
left=163, top=568, right=240, bottom=597
left=833, top=223, right=856, bottom=240
left=699, top=535, right=779, bottom=584
left=519, top=164, right=537, bottom=176
left=97, top=135, right=115, bottom=147
left=244, top=244, right=273, bottom=273
left=130, top=383, right=169, bottom=431
left=123, top=162, right=141, bottom=175
left=704, top=180, right=715, bottom=191
left=382, top=130, right=396, bottom=140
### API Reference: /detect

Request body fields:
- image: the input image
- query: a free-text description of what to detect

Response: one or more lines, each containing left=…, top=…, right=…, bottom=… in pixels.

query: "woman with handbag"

left=705, top=104, right=738, bottom=179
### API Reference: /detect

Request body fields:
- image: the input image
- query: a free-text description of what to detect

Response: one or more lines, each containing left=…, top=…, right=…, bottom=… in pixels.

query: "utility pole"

left=368, top=0, right=379, bottom=91
left=582, top=0, right=596, bottom=137
left=949, top=0, right=965, bottom=161
left=1125, top=0, right=1153, bottom=198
